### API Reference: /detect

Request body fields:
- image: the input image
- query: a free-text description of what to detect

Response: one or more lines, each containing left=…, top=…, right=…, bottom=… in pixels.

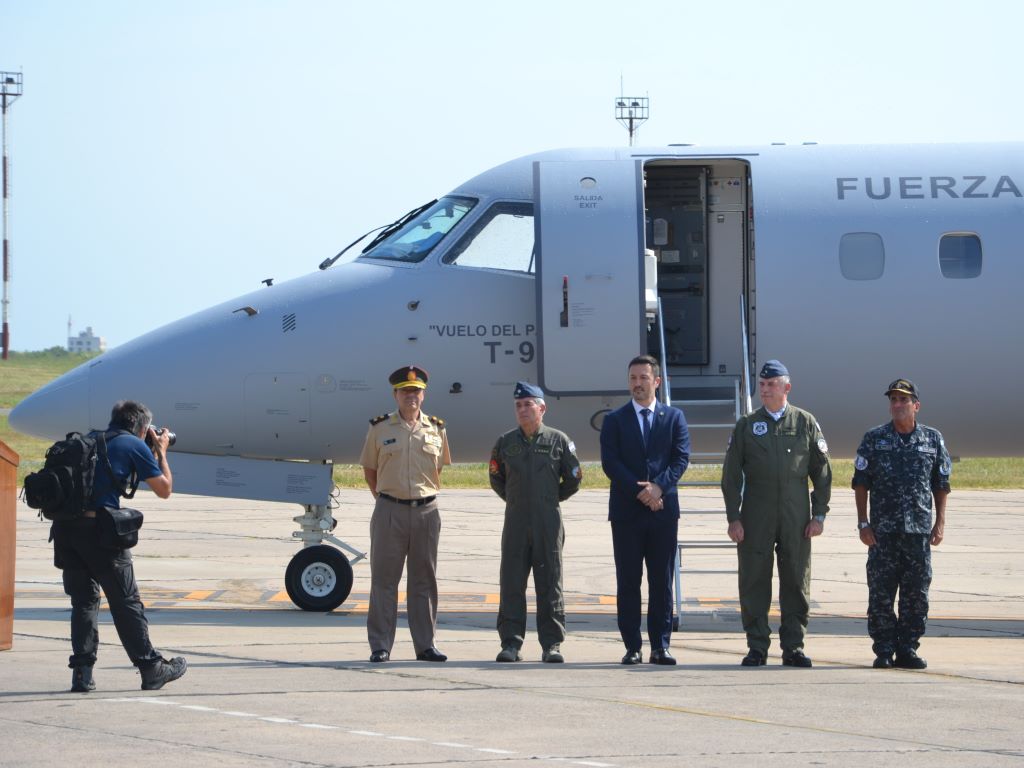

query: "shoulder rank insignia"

left=369, top=413, right=389, bottom=426
left=428, top=415, right=445, bottom=428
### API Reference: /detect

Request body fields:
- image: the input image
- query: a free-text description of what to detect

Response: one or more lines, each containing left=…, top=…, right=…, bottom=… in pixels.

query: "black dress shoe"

left=741, top=649, right=767, bottom=667
left=781, top=649, right=813, bottom=668
left=70, top=667, right=95, bottom=692
left=416, top=647, right=448, bottom=662
left=369, top=649, right=390, bottom=663
left=873, top=654, right=894, bottom=669
left=649, top=648, right=677, bottom=666
left=621, top=650, right=642, bottom=665
left=894, top=650, right=927, bottom=669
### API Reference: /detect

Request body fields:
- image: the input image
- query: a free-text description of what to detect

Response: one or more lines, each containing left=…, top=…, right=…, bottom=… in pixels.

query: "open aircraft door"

left=534, top=159, right=645, bottom=395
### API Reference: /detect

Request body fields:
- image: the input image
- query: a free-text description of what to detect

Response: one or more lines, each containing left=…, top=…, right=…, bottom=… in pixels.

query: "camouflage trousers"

left=866, top=532, right=932, bottom=656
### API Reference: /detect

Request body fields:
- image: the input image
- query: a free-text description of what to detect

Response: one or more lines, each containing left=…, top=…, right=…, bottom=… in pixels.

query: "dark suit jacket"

left=600, top=401, right=691, bottom=522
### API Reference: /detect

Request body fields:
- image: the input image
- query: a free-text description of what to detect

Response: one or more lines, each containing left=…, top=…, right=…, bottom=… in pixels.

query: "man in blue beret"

left=489, top=381, right=582, bottom=662
left=721, top=359, right=832, bottom=668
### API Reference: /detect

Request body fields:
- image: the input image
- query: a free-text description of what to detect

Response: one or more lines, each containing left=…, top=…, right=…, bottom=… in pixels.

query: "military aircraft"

left=11, top=142, right=1023, bottom=610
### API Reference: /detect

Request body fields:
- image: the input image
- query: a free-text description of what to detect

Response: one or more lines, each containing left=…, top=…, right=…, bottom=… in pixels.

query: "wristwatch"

left=857, top=521, right=871, bottom=530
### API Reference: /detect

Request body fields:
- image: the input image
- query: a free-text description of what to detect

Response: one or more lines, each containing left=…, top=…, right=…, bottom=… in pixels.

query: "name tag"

left=874, top=440, right=892, bottom=450
left=383, top=438, right=396, bottom=446
left=917, top=446, right=936, bottom=454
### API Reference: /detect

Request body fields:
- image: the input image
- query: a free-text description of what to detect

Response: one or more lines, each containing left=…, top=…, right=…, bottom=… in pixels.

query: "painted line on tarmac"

left=101, top=697, right=620, bottom=767
left=12, top=586, right=740, bottom=612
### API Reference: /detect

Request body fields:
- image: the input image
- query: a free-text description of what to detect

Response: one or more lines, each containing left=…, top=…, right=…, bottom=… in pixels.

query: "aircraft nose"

left=8, top=364, right=92, bottom=440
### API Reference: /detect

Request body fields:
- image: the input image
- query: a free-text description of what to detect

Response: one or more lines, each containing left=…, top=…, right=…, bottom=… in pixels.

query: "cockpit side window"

left=442, top=202, right=535, bottom=273
left=359, top=196, right=476, bottom=263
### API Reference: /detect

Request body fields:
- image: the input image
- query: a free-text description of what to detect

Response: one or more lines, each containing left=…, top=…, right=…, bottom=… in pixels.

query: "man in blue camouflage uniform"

left=852, top=378, right=951, bottom=670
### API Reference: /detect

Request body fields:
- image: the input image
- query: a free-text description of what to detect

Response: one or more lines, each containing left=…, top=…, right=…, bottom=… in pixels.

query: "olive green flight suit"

left=721, top=405, right=832, bottom=654
left=489, top=425, right=582, bottom=651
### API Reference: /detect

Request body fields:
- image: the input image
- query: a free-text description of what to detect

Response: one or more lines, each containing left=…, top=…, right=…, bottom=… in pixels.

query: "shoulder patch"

left=369, top=413, right=389, bottom=426
left=428, top=415, right=445, bottom=428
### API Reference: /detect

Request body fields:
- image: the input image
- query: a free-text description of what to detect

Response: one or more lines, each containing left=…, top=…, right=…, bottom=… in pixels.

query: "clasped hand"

left=636, top=481, right=663, bottom=511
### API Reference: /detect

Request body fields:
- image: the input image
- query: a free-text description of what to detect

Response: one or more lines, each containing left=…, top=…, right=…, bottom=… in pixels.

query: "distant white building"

left=68, top=326, right=106, bottom=353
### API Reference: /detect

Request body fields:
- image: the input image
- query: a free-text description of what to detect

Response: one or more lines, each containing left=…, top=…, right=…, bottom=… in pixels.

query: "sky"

left=1, top=0, right=1020, bottom=351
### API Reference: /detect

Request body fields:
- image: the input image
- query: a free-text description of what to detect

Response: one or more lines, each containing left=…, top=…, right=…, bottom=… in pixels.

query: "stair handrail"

left=740, top=293, right=753, bottom=416
left=657, top=296, right=672, bottom=406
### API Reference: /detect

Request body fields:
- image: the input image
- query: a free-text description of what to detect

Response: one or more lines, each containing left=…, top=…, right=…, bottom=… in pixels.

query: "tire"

left=284, top=545, right=354, bottom=611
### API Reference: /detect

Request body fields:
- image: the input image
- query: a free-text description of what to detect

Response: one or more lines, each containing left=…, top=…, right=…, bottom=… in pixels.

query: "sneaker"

left=495, top=645, right=522, bottom=663
left=140, top=656, right=188, bottom=690
left=70, top=667, right=95, bottom=693
left=541, top=647, right=564, bottom=663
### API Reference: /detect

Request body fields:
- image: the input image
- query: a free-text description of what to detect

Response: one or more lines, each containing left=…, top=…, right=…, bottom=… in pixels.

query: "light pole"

left=1, top=71, right=23, bottom=360
left=615, top=96, right=648, bottom=147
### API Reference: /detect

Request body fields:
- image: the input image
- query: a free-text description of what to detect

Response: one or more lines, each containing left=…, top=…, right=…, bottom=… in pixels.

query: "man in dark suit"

left=600, top=354, right=691, bottom=665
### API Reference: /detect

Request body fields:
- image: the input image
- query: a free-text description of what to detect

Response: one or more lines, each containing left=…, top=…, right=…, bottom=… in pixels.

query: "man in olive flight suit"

left=489, top=381, right=582, bottom=663
left=721, top=360, right=832, bottom=668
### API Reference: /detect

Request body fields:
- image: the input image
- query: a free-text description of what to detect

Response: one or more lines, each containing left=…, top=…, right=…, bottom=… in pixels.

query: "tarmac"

left=2, top=486, right=1022, bottom=767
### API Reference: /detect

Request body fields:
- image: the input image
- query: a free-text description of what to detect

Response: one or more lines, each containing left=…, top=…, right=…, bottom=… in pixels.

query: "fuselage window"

left=359, top=196, right=476, bottom=263
left=839, top=232, right=885, bottom=280
left=939, top=234, right=982, bottom=279
left=442, top=202, right=535, bottom=273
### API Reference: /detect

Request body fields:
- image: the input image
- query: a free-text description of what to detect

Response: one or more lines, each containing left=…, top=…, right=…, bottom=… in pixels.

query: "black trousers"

left=610, top=514, right=678, bottom=653
left=52, top=518, right=162, bottom=670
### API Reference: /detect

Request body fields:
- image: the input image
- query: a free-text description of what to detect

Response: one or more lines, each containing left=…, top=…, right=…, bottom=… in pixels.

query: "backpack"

left=23, top=430, right=138, bottom=521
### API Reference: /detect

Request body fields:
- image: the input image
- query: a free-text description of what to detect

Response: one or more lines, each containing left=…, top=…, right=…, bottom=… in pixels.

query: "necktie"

left=640, top=408, right=652, bottom=447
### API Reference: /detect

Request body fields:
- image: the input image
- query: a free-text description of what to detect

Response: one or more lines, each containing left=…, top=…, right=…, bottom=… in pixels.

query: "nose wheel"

left=284, top=545, right=354, bottom=611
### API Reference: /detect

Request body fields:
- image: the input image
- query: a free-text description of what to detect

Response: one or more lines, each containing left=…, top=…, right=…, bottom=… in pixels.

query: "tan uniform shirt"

left=359, top=411, right=451, bottom=499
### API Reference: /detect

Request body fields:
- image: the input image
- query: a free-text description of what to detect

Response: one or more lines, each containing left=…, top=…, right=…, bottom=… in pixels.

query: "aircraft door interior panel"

left=644, top=165, right=709, bottom=366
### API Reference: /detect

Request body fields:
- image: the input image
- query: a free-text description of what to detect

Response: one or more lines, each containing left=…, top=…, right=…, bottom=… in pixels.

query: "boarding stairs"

left=653, top=297, right=753, bottom=628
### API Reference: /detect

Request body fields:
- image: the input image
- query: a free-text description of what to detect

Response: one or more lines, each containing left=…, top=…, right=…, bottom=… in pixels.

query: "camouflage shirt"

left=851, top=421, right=951, bottom=534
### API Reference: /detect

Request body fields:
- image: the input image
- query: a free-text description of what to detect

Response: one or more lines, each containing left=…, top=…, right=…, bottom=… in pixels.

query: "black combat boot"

left=140, top=656, right=188, bottom=690
left=70, top=666, right=95, bottom=692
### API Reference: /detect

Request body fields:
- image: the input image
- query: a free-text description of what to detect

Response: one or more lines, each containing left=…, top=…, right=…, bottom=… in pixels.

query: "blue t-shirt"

left=91, top=430, right=162, bottom=509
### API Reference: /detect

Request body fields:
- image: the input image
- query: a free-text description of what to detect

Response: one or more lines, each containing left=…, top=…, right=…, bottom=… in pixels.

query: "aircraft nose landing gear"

left=285, top=544, right=354, bottom=611
left=286, top=503, right=366, bottom=611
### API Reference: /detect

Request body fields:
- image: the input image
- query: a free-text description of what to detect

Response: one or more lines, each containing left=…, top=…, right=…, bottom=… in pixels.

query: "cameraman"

left=51, top=400, right=187, bottom=692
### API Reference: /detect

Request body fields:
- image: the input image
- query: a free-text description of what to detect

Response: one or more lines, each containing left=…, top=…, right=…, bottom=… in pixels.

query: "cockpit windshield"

left=358, top=196, right=476, bottom=263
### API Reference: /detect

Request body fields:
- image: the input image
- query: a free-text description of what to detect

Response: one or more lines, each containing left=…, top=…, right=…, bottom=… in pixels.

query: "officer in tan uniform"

left=360, top=365, right=451, bottom=663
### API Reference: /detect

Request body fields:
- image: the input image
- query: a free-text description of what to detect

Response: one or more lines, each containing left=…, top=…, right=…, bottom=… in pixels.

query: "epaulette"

left=428, top=415, right=445, bottom=428
left=369, top=413, right=389, bottom=426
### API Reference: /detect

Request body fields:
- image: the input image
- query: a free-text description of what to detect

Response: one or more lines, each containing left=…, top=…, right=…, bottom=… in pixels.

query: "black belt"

left=379, top=492, right=436, bottom=507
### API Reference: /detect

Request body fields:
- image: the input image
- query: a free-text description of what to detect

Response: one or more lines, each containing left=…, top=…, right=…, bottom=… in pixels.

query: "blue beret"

left=759, top=359, right=789, bottom=379
left=513, top=381, right=544, bottom=399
